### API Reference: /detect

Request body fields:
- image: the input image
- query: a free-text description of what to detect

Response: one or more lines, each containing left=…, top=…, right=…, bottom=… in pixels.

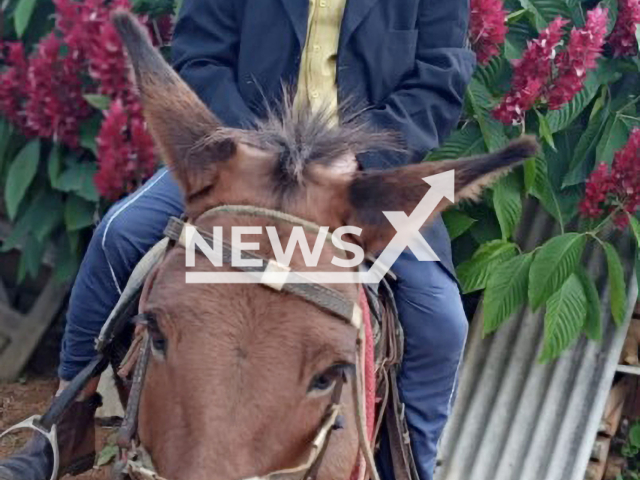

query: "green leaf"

left=4, top=140, right=40, bottom=220
left=506, top=9, right=528, bottom=23
left=530, top=155, right=564, bottom=224
left=520, top=0, right=571, bottom=31
left=0, top=119, right=12, bottom=172
left=457, top=240, right=519, bottom=293
left=565, top=0, right=585, bottom=26
left=17, top=253, right=28, bottom=284
left=529, top=233, right=587, bottom=309
left=425, top=123, right=486, bottom=161
left=474, top=56, right=510, bottom=94
left=630, top=423, right=640, bottom=448
left=562, top=106, right=608, bottom=187
left=34, top=195, right=63, bottom=243
left=64, top=195, right=95, bottom=231
left=83, top=94, right=111, bottom=111
left=602, top=241, right=627, bottom=326
left=524, top=159, right=537, bottom=194
left=589, top=88, right=606, bottom=122
left=539, top=274, right=587, bottom=362
left=14, top=0, right=38, bottom=37
left=483, top=253, right=533, bottom=335
left=79, top=116, right=102, bottom=155
left=596, top=114, right=634, bottom=165
left=56, top=161, right=99, bottom=202
left=442, top=210, right=476, bottom=240
left=21, top=235, right=45, bottom=279
left=97, top=444, right=118, bottom=467
left=629, top=214, right=640, bottom=249
left=600, top=0, right=618, bottom=34
left=48, top=144, right=62, bottom=187
left=536, top=110, right=556, bottom=150
left=546, top=73, right=602, bottom=133
left=68, top=230, right=80, bottom=253
left=54, top=242, right=80, bottom=282
left=466, top=78, right=509, bottom=151
left=493, top=173, right=522, bottom=239
left=14, top=190, right=64, bottom=244
left=576, top=267, right=602, bottom=341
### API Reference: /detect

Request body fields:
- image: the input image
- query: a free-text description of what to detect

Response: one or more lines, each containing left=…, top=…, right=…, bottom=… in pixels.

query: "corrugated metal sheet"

left=434, top=202, right=639, bottom=480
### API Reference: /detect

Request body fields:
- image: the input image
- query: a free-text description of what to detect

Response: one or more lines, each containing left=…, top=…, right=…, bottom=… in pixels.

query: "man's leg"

left=59, top=167, right=184, bottom=381
left=378, top=251, right=468, bottom=480
left=0, top=168, right=184, bottom=480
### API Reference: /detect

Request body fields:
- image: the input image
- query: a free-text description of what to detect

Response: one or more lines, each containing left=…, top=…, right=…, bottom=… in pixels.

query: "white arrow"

left=362, top=169, right=455, bottom=284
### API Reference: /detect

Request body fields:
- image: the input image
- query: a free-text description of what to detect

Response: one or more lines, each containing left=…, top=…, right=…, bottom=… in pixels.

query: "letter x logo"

left=364, top=170, right=455, bottom=283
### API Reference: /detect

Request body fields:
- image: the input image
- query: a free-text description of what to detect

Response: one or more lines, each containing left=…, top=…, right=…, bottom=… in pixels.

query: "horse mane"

left=199, top=94, right=406, bottom=189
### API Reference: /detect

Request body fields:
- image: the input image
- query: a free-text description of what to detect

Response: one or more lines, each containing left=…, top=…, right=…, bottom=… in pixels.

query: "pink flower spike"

left=493, top=16, right=568, bottom=124
left=546, top=6, right=609, bottom=110
left=607, top=0, right=640, bottom=56
left=580, top=128, right=640, bottom=229
left=469, top=0, right=508, bottom=65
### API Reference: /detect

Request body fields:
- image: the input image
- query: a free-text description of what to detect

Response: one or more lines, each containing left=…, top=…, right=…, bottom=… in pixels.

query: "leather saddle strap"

left=385, top=369, right=420, bottom=480
left=163, top=217, right=361, bottom=328
left=117, top=334, right=151, bottom=449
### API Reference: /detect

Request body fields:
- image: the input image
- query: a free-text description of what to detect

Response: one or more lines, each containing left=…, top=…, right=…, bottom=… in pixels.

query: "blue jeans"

left=59, top=168, right=468, bottom=480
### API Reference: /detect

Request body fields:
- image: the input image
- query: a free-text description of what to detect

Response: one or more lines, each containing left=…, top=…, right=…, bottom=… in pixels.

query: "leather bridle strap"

left=300, top=375, right=345, bottom=480
left=163, top=216, right=362, bottom=329
left=116, top=333, right=151, bottom=449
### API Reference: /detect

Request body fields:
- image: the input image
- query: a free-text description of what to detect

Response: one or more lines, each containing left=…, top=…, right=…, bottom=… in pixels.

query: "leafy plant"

left=434, top=0, right=640, bottom=360
left=0, top=0, right=174, bottom=282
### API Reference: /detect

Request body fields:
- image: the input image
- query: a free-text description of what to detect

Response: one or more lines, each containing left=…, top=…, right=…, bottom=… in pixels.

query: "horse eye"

left=138, top=313, right=167, bottom=356
left=149, top=330, right=167, bottom=354
left=309, top=364, right=351, bottom=394
left=310, top=373, right=336, bottom=392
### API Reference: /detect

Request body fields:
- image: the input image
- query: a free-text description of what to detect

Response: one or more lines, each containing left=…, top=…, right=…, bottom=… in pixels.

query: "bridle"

left=112, top=205, right=381, bottom=480
left=0, top=205, right=383, bottom=480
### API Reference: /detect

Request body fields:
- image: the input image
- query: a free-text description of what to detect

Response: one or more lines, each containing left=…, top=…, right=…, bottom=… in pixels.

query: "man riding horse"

left=0, top=2, right=528, bottom=480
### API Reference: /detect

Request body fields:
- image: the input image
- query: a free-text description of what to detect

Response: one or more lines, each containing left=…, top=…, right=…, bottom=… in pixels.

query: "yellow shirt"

left=293, top=0, right=347, bottom=124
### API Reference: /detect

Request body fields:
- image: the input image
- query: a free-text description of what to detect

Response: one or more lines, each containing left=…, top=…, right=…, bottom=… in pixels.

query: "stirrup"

left=0, top=415, right=59, bottom=480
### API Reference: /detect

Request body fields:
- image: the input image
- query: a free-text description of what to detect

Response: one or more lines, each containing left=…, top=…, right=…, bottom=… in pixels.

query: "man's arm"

left=171, top=0, right=255, bottom=128
left=358, top=0, right=476, bottom=170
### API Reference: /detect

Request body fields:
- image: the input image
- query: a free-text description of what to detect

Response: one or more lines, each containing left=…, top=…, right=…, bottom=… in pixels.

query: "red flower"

left=607, top=0, right=640, bottom=56
left=493, top=17, right=567, bottom=124
left=469, top=0, right=508, bottom=65
left=580, top=128, right=640, bottom=228
left=23, top=33, right=91, bottom=147
left=94, top=100, right=156, bottom=200
left=0, top=42, right=32, bottom=133
left=88, top=20, right=132, bottom=100
left=546, top=7, right=608, bottom=110
left=0, top=0, right=158, bottom=199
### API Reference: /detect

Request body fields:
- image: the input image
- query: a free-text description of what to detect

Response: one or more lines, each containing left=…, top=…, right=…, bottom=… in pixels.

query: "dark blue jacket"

left=171, top=0, right=476, bottom=279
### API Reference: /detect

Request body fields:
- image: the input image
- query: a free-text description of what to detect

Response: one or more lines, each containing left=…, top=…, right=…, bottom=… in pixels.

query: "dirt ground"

left=0, top=376, right=113, bottom=480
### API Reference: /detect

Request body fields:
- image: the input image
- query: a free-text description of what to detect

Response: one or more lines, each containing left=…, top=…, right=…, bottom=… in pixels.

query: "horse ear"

left=346, top=136, right=539, bottom=254
left=111, top=11, right=235, bottom=197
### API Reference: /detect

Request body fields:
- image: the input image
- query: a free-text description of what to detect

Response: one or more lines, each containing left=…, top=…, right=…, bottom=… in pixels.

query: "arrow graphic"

left=362, top=169, right=454, bottom=284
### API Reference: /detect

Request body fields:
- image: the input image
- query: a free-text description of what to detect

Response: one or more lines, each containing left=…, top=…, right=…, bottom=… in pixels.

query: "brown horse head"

left=113, top=12, right=537, bottom=480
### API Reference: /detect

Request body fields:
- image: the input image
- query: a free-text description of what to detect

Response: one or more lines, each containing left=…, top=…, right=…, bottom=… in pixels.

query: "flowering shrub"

left=0, top=0, right=638, bottom=359
left=0, top=0, right=173, bottom=281
left=437, top=0, right=640, bottom=359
